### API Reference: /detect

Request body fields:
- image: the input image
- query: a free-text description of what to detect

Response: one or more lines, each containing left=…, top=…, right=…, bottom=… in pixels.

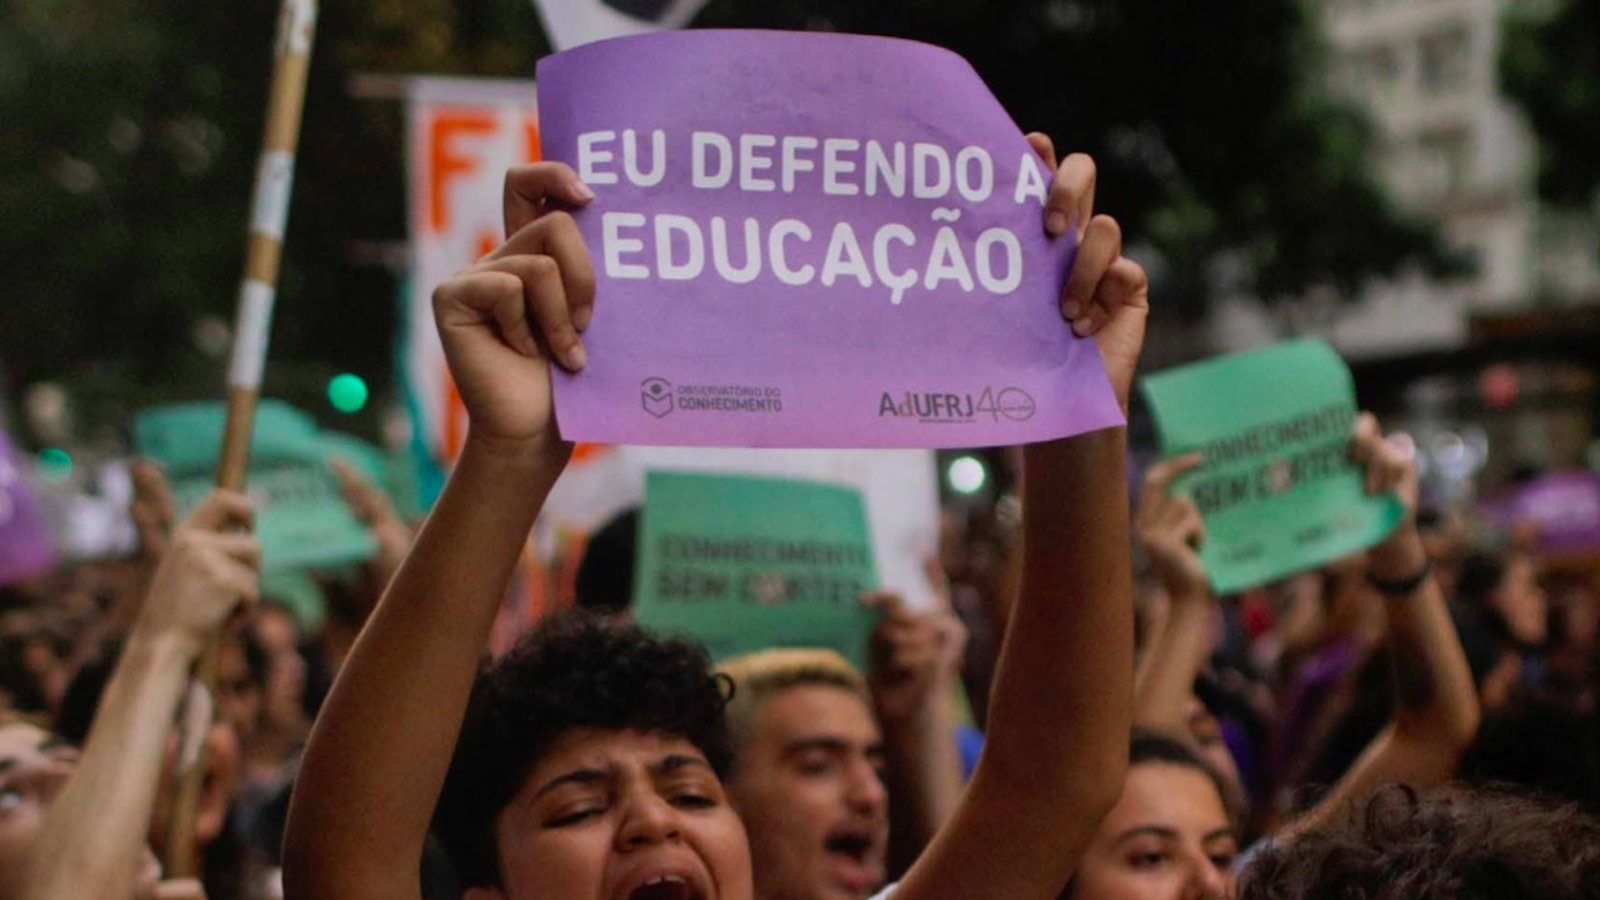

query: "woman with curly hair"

left=1238, top=783, right=1600, bottom=899
left=284, top=135, right=1151, bottom=900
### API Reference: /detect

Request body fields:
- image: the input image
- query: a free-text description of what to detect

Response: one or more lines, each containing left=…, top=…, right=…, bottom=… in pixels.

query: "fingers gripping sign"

left=1028, top=133, right=1149, bottom=412
left=432, top=162, right=596, bottom=456
left=1350, top=411, right=1419, bottom=521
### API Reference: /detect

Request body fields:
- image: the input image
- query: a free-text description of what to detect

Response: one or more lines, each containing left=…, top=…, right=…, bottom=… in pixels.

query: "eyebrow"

left=783, top=736, right=885, bottom=757
left=1114, top=826, right=1238, bottom=846
left=652, top=754, right=712, bottom=777
left=1114, top=826, right=1179, bottom=844
left=532, top=754, right=714, bottom=800
left=532, top=767, right=610, bottom=800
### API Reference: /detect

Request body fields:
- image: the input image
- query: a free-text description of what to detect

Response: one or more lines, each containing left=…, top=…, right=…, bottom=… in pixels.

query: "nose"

left=1183, top=855, right=1231, bottom=900
left=614, top=792, right=685, bottom=852
left=846, top=758, right=888, bottom=815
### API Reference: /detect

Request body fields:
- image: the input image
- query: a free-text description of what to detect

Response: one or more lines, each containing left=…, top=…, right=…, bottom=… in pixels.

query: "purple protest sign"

left=0, top=431, right=54, bottom=585
left=1505, top=472, right=1600, bottom=555
left=537, top=30, right=1123, bottom=448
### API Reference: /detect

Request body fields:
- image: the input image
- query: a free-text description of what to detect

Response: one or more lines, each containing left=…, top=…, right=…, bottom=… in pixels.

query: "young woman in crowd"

left=1107, top=407, right=1482, bottom=897
left=282, top=131, right=1149, bottom=900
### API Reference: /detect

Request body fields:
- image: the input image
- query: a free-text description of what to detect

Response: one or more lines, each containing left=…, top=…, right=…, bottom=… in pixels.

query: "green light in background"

left=37, top=448, right=73, bottom=483
left=327, top=373, right=369, bottom=414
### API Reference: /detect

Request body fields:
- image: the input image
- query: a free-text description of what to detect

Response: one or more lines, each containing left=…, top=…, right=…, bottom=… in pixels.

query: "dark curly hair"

left=434, top=611, right=734, bottom=886
left=1238, top=783, right=1600, bottom=898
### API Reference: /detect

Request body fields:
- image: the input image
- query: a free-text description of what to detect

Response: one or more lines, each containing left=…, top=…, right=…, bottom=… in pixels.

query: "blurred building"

left=1206, top=0, right=1599, bottom=492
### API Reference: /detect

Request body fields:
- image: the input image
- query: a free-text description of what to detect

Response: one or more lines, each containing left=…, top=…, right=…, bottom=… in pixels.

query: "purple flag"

left=0, top=431, right=54, bottom=585
left=538, top=30, right=1124, bottom=448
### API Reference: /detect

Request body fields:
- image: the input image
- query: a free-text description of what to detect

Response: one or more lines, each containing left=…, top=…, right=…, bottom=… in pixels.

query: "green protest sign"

left=1141, top=340, right=1404, bottom=594
left=634, top=470, right=880, bottom=669
left=134, top=400, right=377, bottom=573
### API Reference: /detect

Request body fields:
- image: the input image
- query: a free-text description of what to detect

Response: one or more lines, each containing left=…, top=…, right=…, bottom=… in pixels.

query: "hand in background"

left=866, top=587, right=967, bottom=724
left=137, top=490, right=259, bottom=650
left=129, top=460, right=177, bottom=563
left=331, top=458, right=412, bottom=586
left=1136, top=453, right=1209, bottom=600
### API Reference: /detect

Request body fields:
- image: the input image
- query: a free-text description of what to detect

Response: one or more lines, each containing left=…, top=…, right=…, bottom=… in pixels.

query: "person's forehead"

left=1105, top=763, right=1229, bottom=836
left=753, top=683, right=879, bottom=746
left=527, top=728, right=711, bottom=782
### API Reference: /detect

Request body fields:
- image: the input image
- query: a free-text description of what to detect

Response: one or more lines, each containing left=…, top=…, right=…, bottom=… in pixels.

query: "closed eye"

left=546, top=806, right=605, bottom=827
left=671, top=792, right=716, bottom=810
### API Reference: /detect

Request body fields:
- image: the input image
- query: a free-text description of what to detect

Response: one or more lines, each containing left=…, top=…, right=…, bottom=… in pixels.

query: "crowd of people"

left=3, top=139, right=1600, bottom=899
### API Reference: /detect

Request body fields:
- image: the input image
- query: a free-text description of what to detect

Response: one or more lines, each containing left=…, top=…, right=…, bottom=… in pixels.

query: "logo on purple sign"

left=642, top=377, right=674, bottom=418
left=876, top=386, right=1037, bottom=424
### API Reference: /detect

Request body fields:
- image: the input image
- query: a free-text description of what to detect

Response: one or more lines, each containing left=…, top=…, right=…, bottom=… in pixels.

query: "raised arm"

left=282, top=164, right=595, bottom=900
left=893, top=137, right=1146, bottom=900
left=867, top=588, right=968, bottom=875
left=1132, top=453, right=1214, bottom=738
left=1279, top=413, right=1480, bottom=841
left=24, top=491, right=258, bottom=900
left=330, top=457, right=415, bottom=590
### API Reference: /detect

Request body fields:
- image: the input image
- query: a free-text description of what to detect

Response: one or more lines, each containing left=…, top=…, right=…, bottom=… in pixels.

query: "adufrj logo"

left=641, top=377, right=675, bottom=418
left=601, top=0, right=675, bottom=21
left=878, top=387, right=1036, bottom=424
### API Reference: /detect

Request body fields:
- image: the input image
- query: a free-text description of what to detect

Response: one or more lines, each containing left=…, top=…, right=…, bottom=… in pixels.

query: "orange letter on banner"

left=442, top=232, right=502, bottom=460
left=430, top=111, right=497, bottom=233
left=524, top=117, right=543, bottom=162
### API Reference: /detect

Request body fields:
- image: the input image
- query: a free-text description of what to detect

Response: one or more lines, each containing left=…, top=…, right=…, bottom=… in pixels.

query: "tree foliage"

left=1500, top=0, right=1600, bottom=207
left=0, top=0, right=1445, bottom=406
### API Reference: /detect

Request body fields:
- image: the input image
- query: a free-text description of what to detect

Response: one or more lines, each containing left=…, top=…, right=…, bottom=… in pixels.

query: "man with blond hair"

left=720, top=594, right=965, bottom=900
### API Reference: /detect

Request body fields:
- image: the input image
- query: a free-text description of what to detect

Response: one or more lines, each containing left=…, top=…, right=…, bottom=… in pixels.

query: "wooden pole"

left=163, top=0, right=317, bottom=877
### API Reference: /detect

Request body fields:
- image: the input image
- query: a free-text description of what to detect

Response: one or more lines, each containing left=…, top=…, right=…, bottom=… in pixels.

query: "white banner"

left=405, top=77, right=542, bottom=469
left=532, top=0, right=711, bottom=51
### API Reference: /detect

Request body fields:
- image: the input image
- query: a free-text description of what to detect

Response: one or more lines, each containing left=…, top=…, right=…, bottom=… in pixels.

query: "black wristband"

left=1366, top=560, right=1433, bottom=598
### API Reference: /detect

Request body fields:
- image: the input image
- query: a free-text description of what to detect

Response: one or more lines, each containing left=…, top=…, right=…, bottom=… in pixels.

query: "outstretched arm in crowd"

left=866, top=586, right=967, bottom=875
left=23, top=491, right=258, bottom=900
left=331, top=457, right=415, bottom=590
left=1279, top=414, right=1480, bottom=841
left=283, top=164, right=595, bottom=900
left=891, top=135, right=1146, bottom=900
left=1132, top=453, right=1213, bottom=739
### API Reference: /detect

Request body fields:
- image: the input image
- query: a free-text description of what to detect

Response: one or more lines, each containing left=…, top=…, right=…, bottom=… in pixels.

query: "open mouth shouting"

left=621, top=867, right=713, bottom=900
left=822, top=825, right=885, bottom=895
